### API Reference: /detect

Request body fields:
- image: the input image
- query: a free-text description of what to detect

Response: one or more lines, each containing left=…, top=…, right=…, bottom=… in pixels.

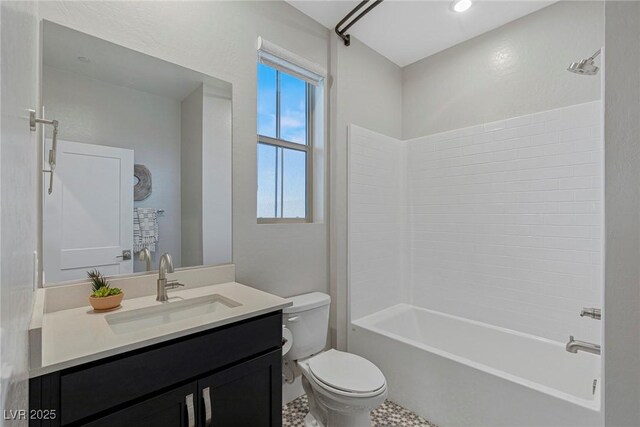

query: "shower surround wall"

left=349, top=100, right=603, bottom=343
left=348, top=126, right=407, bottom=321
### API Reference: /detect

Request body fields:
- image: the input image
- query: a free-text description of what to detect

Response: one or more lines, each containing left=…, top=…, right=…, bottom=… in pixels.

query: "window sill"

left=257, top=218, right=311, bottom=224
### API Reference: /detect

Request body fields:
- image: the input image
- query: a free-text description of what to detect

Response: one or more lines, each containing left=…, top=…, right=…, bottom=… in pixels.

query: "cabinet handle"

left=186, top=393, right=195, bottom=427
left=203, top=387, right=213, bottom=427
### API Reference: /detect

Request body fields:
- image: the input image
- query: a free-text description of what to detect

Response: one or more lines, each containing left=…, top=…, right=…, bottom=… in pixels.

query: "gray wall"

left=42, top=65, right=183, bottom=270
left=0, top=1, right=39, bottom=425
left=402, top=1, right=604, bottom=139
left=603, top=1, right=640, bottom=425
left=38, top=1, right=329, bottom=299
left=330, top=36, right=403, bottom=348
left=181, top=84, right=233, bottom=268
left=201, top=87, right=233, bottom=267
left=181, top=85, right=204, bottom=267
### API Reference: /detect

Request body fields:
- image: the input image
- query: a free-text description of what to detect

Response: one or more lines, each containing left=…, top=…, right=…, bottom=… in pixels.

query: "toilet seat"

left=306, top=349, right=386, bottom=398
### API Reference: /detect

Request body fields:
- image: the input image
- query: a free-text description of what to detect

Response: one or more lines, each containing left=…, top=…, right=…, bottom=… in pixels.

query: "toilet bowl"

left=298, top=349, right=388, bottom=427
left=283, top=292, right=387, bottom=427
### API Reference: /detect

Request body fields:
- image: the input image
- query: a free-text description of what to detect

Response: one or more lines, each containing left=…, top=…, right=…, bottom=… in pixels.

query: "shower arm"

left=29, top=110, right=59, bottom=195
left=589, top=49, right=601, bottom=60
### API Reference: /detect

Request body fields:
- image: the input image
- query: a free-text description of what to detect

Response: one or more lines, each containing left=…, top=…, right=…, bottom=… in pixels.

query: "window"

left=257, top=62, right=313, bottom=222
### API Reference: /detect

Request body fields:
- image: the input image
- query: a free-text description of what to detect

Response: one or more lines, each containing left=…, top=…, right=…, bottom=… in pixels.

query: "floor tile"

left=282, top=395, right=437, bottom=427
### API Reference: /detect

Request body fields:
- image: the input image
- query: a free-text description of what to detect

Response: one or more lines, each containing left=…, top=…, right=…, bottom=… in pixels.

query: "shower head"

left=567, top=49, right=601, bottom=75
left=567, top=59, right=599, bottom=75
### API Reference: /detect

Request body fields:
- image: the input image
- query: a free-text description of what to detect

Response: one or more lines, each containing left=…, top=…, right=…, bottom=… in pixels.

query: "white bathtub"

left=350, top=304, right=603, bottom=427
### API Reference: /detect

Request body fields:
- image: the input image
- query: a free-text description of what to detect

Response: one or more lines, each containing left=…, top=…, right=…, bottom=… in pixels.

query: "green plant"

left=87, top=269, right=122, bottom=298
left=91, top=286, right=122, bottom=298
left=87, top=269, right=110, bottom=292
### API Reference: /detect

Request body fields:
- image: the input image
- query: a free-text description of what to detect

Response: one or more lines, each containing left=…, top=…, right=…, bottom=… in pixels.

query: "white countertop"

left=29, top=274, right=291, bottom=377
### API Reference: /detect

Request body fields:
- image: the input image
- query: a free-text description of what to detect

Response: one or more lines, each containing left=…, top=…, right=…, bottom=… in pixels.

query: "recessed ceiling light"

left=77, top=56, right=90, bottom=63
left=452, top=0, right=472, bottom=13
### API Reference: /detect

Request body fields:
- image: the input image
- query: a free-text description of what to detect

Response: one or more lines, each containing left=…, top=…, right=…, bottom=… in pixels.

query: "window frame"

left=257, top=67, right=314, bottom=224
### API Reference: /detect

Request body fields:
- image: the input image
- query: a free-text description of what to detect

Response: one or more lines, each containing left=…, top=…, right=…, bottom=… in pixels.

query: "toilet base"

left=304, top=412, right=321, bottom=427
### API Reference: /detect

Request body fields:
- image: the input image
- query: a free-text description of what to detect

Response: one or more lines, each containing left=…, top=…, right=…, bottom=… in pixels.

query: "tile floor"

left=282, top=395, right=437, bottom=427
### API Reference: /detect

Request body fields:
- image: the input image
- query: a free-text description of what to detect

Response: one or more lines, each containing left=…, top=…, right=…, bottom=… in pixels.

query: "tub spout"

left=566, top=335, right=600, bottom=355
left=580, top=307, right=601, bottom=320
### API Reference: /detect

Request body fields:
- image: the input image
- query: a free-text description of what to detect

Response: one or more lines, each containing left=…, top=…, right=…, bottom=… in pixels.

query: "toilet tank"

left=283, top=292, right=330, bottom=361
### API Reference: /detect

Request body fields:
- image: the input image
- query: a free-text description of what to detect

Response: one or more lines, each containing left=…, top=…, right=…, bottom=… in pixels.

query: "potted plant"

left=87, top=269, right=124, bottom=311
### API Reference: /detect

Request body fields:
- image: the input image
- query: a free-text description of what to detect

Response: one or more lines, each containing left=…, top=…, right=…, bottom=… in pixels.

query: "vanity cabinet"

left=29, top=311, right=283, bottom=427
left=197, top=351, right=281, bottom=427
left=83, top=382, right=197, bottom=427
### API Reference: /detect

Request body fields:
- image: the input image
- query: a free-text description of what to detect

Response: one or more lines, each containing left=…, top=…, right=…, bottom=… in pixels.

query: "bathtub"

left=350, top=304, right=603, bottom=427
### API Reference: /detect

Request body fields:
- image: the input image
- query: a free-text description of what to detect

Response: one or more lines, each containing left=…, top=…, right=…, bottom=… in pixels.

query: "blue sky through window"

left=257, top=64, right=276, bottom=138
left=279, top=72, right=307, bottom=144
left=257, top=143, right=278, bottom=218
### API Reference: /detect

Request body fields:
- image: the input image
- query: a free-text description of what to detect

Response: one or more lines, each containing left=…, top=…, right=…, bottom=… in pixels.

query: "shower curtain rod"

left=335, top=0, right=384, bottom=46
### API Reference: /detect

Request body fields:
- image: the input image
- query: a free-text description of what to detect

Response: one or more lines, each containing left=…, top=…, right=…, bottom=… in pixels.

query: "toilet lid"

left=308, top=349, right=386, bottom=394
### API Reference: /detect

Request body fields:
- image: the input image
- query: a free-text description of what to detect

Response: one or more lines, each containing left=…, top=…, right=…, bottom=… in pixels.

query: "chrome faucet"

left=138, top=247, right=152, bottom=272
left=566, top=336, right=601, bottom=355
left=580, top=307, right=601, bottom=320
left=156, top=253, right=184, bottom=301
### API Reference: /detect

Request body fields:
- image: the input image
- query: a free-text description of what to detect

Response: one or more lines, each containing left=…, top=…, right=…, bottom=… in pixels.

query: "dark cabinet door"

left=83, top=382, right=198, bottom=427
left=197, top=350, right=282, bottom=427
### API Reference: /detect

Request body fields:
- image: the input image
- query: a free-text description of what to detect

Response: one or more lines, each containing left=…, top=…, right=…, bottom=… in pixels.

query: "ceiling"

left=287, top=0, right=555, bottom=67
left=43, top=21, right=231, bottom=101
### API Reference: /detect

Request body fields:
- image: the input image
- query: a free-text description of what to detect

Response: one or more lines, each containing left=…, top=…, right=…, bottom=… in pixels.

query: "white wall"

left=181, top=83, right=233, bottom=268
left=38, top=0, right=330, bottom=300
left=402, top=1, right=604, bottom=139
left=603, top=1, right=640, bottom=424
left=0, top=1, right=39, bottom=424
left=348, top=125, right=406, bottom=320
left=42, top=66, right=182, bottom=270
left=202, top=87, right=233, bottom=267
left=407, top=102, right=602, bottom=343
left=181, top=85, right=204, bottom=267
left=330, top=37, right=403, bottom=348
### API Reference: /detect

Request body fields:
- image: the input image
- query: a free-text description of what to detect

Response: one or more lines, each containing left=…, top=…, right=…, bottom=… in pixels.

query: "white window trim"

left=257, top=37, right=326, bottom=85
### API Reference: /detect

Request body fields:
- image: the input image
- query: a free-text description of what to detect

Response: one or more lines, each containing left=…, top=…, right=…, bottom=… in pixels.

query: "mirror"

left=41, top=21, right=232, bottom=285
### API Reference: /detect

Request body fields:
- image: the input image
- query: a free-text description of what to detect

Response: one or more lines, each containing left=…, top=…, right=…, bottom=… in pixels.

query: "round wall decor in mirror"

left=134, top=164, right=152, bottom=201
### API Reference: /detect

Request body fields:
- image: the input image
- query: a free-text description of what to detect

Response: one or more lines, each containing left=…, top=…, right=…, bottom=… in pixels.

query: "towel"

left=133, top=208, right=159, bottom=253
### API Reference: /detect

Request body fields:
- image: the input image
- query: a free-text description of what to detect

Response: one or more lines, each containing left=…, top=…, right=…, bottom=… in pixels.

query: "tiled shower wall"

left=407, top=101, right=602, bottom=343
left=348, top=125, right=407, bottom=320
left=348, top=102, right=603, bottom=343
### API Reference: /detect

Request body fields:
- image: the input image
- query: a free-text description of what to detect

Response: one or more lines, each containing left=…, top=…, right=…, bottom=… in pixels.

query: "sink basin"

left=106, top=294, right=242, bottom=335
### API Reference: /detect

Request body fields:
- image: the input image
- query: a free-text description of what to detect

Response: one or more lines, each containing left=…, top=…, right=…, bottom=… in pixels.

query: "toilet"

left=283, top=292, right=387, bottom=427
